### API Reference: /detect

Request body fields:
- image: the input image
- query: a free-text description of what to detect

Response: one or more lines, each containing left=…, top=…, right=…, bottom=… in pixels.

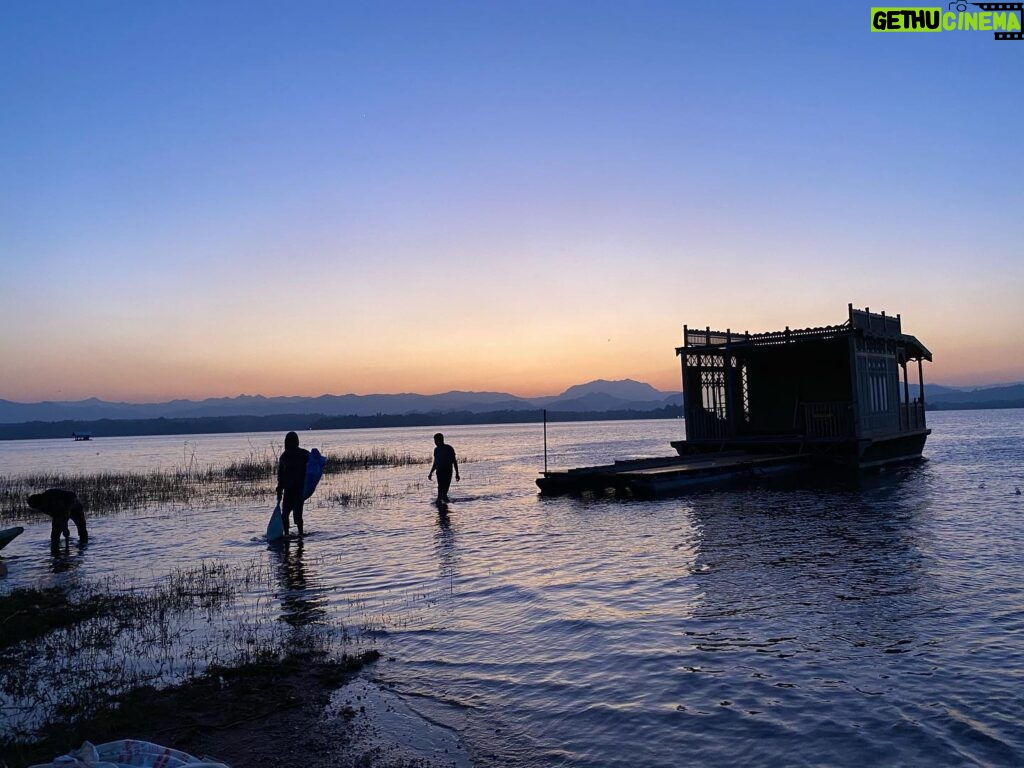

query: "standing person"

left=428, top=432, right=460, bottom=503
left=276, top=431, right=310, bottom=537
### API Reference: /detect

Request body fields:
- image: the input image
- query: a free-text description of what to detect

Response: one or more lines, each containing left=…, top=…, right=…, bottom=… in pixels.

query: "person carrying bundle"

left=276, top=431, right=309, bottom=537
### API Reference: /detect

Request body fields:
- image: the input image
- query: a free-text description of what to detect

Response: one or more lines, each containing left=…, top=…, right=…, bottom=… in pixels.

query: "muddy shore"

left=0, top=586, right=469, bottom=768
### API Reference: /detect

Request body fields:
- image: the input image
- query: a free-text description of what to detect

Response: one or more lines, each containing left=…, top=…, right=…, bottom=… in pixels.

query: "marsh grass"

left=223, top=447, right=427, bottom=480
left=324, top=480, right=397, bottom=507
left=324, top=448, right=424, bottom=473
left=0, top=557, right=341, bottom=744
left=0, top=448, right=429, bottom=520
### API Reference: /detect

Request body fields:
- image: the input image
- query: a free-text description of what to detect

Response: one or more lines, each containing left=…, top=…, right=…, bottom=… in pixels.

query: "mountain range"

left=909, top=382, right=1024, bottom=408
left=0, top=379, right=681, bottom=425
left=1, top=379, right=1021, bottom=428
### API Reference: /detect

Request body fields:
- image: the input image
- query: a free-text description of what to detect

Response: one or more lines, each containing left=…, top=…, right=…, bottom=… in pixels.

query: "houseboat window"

left=868, top=359, right=889, bottom=413
left=701, top=370, right=726, bottom=417
left=741, top=363, right=750, bottom=422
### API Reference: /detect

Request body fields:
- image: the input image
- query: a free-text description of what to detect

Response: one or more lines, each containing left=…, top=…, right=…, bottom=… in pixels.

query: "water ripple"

left=3, top=413, right=1024, bottom=765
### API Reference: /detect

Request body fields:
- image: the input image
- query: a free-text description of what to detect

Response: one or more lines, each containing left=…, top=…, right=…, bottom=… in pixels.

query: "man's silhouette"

left=428, top=432, right=460, bottom=504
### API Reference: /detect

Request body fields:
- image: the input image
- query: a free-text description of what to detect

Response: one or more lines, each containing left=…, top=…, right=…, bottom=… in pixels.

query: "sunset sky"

left=2, top=1, right=1022, bottom=403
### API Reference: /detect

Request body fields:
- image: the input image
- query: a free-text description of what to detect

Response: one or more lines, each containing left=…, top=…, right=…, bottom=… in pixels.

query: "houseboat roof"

left=676, top=305, right=932, bottom=362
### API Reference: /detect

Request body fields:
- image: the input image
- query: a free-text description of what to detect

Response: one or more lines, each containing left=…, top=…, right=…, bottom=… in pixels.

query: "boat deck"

left=537, top=451, right=810, bottom=497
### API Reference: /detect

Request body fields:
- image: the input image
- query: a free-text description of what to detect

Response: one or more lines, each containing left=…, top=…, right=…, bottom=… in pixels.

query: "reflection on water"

left=271, top=538, right=328, bottom=628
left=48, top=539, right=88, bottom=574
left=434, top=508, right=459, bottom=589
left=2, top=413, right=1023, bottom=766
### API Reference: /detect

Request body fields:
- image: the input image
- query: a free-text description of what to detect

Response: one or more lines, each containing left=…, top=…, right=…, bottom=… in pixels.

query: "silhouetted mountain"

left=0, top=380, right=678, bottom=425
left=0, top=404, right=686, bottom=441
left=533, top=379, right=680, bottom=412
left=553, top=379, right=668, bottom=403
left=916, top=383, right=1024, bottom=404
left=2, top=378, right=1018, bottom=431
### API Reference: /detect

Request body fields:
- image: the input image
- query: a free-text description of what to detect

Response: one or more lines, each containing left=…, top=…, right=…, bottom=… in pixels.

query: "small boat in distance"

left=72, top=432, right=92, bottom=441
left=538, top=304, right=932, bottom=497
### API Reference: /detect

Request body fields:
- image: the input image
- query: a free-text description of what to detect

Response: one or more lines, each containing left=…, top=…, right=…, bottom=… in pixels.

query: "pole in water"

left=543, top=408, right=548, bottom=475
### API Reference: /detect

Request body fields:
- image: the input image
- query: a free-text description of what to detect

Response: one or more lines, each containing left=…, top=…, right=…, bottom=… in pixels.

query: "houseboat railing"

left=686, top=407, right=729, bottom=441
left=803, top=402, right=854, bottom=439
left=900, top=401, right=926, bottom=431
left=685, top=323, right=850, bottom=349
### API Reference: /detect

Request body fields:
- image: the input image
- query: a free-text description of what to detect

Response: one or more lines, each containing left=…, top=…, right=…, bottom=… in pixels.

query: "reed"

left=323, top=448, right=426, bottom=473
left=324, top=481, right=395, bottom=507
left=0, top=448, right=429, bottom=520
left=0, top=470, right=211, bottom=519
left=221, top=451, right=276, bottom=481
left=0, top=558, right=339, bottom=744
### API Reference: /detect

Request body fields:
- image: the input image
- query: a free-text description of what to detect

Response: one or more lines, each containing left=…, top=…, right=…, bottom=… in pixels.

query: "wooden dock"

left=536, top=451, right=810, bottom=497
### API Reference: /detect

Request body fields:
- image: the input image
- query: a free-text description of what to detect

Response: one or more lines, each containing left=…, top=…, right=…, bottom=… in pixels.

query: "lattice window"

left=701, top=369, right=727, bottom=418
left=729, top=356, right=751, bottom=423
left=868, top=359, right=889, bottom=413
left=741, top=362, right=750, bottom=422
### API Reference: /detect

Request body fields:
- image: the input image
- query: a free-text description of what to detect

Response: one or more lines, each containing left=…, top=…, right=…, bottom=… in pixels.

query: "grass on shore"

left=0, top=554, right=383, bottom=768
left=0, top=644, right=381, bottom=768
left=0, top=557, right=344, bottom=745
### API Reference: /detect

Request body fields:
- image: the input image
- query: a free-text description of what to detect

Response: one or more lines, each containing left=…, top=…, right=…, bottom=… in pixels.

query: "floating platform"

left=536, top=451, right=810, bottom=498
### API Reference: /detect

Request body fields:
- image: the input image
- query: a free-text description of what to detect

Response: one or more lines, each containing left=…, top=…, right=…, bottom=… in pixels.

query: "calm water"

left=2, top=412, right=1024, bottom=766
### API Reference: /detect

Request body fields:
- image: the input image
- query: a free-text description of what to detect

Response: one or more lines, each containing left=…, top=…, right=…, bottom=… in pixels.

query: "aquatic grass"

left=0, top=448, right=429, bottom=521
left=323, top=448, right=427, bottom=473
left=323, top=480, right=398, bottom=507
left=222, top=446, right=278, bottom=482
left=0, top=558, right=343, bottom=744
left=0, top=470, right=216, bottom=519
left=225, top=447, right=428, bottom=479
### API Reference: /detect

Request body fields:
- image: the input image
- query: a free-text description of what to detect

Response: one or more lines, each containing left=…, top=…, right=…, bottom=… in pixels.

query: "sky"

left=1, top=1, right=1022, bottom=403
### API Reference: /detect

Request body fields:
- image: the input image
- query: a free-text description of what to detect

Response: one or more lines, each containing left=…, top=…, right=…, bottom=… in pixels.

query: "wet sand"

left=3, top=647, right=471, bottom=768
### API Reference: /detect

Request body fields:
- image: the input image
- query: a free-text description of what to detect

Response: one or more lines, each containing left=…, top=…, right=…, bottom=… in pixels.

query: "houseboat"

left=537, top=305, right=932, bottom=496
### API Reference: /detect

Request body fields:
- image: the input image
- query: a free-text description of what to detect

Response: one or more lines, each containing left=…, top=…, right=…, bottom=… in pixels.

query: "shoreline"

left=0, top=582, right=472, bottom=768
left=2, top=623, right=471, bottom=768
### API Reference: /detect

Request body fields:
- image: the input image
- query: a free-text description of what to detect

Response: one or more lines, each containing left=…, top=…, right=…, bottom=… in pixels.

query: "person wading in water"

left=428, top=432, right=460, bottom=504
left=276, top=431, right=310, bottom=537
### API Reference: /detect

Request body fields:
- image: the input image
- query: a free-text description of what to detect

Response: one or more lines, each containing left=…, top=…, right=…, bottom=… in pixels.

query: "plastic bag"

left=28, top=739, right=229, bottom=767
left=303, top=448, right=326, bottom=500
left=266, top=502, right=284, bottom=541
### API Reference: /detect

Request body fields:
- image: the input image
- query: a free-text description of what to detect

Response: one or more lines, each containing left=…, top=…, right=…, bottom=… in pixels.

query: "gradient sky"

left=2, top=1, right=1022, bottom=402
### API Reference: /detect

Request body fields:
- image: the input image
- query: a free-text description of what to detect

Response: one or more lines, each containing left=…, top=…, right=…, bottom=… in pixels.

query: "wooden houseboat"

left=537, top=305, right=931, bottom=497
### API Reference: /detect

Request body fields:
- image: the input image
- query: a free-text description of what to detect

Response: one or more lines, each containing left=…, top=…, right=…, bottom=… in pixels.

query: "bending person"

left=28, top=488, right=88, bottom=548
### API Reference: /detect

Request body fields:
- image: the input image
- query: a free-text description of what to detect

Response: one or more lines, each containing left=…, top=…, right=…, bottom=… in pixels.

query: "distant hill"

left=908, top=383, right=1024, bottom=410
left=2, top=377, right=1019, bottom=437
left=0, top=379, right=681, bottom=426
left=539, top=379, right=680, bottom=413
left=0, top=405, right=685, bottom=441
left=918, top=383, right=1024, bottom=404
left=548, top=379, right=669, bottom=403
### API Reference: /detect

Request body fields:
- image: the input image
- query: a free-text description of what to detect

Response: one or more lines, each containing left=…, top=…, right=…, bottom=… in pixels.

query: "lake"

left=2, top=411, right=1023, bottom=766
